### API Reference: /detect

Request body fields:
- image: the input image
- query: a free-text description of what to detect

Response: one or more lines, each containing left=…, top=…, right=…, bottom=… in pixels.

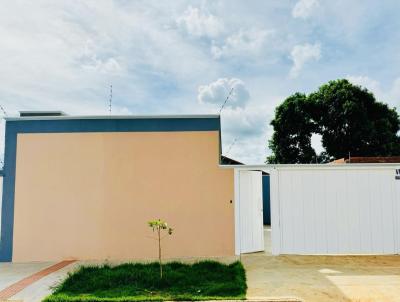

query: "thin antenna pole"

left=0, top=104, right=7, bottom=116
left=109, top=84, right=113, bottom=115
left=225, top=138, right=237, bottom=156
left=218, top=87, right=234, bottom=114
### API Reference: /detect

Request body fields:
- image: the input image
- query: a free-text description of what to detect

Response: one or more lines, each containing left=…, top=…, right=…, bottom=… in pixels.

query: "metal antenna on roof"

left=218, top=87, right=234, bottom=114
left=225, top=138, right=237, bottom=156
left=109, top=84, right=113, bottom=115
left=0, top=104, right=7, bottom=116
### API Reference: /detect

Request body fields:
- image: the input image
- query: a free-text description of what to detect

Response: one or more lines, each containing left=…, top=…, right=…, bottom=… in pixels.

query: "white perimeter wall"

left=270, top=166, right=400, bottom=255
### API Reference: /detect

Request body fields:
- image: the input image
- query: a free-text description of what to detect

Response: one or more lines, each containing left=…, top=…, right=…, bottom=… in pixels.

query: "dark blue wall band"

left=0, top=117, right=220, bottom=261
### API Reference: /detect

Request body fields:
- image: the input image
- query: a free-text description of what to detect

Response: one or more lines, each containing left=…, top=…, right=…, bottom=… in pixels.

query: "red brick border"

left=0, top=260, right=76, bottom=299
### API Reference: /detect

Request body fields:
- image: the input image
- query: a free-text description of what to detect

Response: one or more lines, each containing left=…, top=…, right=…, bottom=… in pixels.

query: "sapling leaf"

left=147, top=218, right=173, bottom=278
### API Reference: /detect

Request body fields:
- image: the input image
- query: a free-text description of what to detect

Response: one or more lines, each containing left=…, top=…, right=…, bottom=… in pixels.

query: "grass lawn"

left=43, top=261, right=246, bottom=302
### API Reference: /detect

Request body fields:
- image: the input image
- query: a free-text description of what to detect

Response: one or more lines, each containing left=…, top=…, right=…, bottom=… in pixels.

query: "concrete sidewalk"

left=0, top=261, right=80, bottom=302
left=1, top=251, right=400, bottom=302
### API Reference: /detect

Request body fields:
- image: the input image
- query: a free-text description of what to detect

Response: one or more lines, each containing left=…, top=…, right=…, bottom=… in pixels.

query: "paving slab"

left=11, top=261, right=80, bottom=302
left=0, top=262, right=53, bottom=292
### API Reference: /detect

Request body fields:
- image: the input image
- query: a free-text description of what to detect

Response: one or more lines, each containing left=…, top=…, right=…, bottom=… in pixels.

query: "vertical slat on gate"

left=303, top=170, right=315, bottom=253
left=394, top=167, right=400, bottom=253
left=270, top=168, right=281, bottom=255
left=358, top=170, right=372, bottom=252
left=313, top=170, right=326, bottom=253
left=278, top=170, right=290, bottom=253
left=325, top=170, right=338, bottom=253
left=381, top=169, right=396, bottom=253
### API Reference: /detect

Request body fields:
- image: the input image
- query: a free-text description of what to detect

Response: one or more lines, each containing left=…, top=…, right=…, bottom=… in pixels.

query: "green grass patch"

left=43, top=260, right=246, bottom=302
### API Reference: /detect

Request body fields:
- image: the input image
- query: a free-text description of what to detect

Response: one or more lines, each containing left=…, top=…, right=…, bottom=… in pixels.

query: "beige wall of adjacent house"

left=12, top=131, right=234, bottom=262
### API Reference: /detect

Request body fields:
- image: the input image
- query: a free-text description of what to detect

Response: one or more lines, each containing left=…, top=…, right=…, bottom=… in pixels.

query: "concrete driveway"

left=242, top=227, right=400, bottom=302
left=242, top=253, right=400, bottom=302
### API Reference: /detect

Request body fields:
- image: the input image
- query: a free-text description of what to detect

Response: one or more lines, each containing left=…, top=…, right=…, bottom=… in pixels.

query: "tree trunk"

left=158, top=228, right=162, bottom=278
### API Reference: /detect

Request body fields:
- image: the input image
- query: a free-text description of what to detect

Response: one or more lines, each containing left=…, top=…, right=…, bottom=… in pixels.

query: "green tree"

left=267, top=79, right=400, bottom=163
left=311, top=79, right=400, bottom=159
left=148, top=219, right=173, bottom=278
left=267, top=93, right=318, bottom=163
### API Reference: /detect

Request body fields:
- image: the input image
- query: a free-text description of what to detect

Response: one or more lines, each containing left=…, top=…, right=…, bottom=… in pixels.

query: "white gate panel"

left=271, top=166, right=400, bottom=255
left=236, top=170, right=264, bottom=254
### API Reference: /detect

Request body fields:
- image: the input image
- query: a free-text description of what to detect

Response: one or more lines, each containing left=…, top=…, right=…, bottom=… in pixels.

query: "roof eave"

left=4, top=114, right=220, bottom=121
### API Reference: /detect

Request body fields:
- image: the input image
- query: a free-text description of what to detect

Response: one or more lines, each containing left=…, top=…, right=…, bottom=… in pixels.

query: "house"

left=1, top=111, right=399, bottom=262
left=0, top=112, right=236, bottom=262
left=331, top=156, right=400, bottom=164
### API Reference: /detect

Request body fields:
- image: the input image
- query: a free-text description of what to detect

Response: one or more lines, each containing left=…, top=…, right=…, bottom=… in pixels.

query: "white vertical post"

left=270, top=168, right=281, bottom=255
left=234, top=168, right=241, bottom=255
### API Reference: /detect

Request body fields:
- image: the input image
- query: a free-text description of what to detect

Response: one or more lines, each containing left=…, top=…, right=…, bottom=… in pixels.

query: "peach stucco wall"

left=12, top=131, right=234, bottom=261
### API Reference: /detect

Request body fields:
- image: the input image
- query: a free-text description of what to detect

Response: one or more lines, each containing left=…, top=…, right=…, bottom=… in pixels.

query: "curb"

left=163, top=299, right=302, bottom=302
left=0, top=299, right=301, bottom=302
left=246, top=298, right=303, bottom=302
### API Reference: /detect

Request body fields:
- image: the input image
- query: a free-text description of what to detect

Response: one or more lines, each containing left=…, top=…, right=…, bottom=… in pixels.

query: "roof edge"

left=219, top=163, right=400, bottom=169
left=5, top=114, right=220, bottom=121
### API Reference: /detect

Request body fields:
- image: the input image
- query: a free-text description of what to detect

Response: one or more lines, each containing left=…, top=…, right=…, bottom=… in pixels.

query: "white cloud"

left=346, top=75, right=400, bottom=108
left=222, top=107, right=265, bottom=138
left=221, top=106, right=271, bottom=164
left=81, top=56, right=122, bottom=74
left=211, top=28, right=271, bottom=59
left=0, top=1, right=398, bottom=165
left=176, top=6, right=224, bottom=38
left=289, top=43, right=321, bottom=78
left=176, top=7, right=272, bottom=61
left=346, top=75, right=381, bottom=95
left=79, top=40, right=122, bottom=74
left=390, top=78, right=400, bottom=107
left=198, top=78, right=250, bottom=109
left=0, top=1, right=215, bottom=117
left=292, top=0, right=320, bottom=19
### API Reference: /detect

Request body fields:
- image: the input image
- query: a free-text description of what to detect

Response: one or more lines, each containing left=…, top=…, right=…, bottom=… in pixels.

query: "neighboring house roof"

left=5, top=112, right=219, bottom=121
left=220, top=155, right=270, bottom=175
left=18, top=111, right=66, bottom=117
left=330, top=156, right=400, bottom=164
left=220, top=155, right=243, bottom=165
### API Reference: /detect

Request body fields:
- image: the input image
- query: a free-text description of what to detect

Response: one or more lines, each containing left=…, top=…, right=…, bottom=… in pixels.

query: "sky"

left=1, top=0, right=400, bottom=164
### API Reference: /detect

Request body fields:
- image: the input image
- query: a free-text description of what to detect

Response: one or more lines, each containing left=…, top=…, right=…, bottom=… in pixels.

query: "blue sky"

left=1, top=0, right=400, bottom=163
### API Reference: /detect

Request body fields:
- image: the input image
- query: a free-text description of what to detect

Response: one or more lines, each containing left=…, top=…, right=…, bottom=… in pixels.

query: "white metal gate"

left=235, top=170, right=264, bottom=254
left=270, top=165, right=400, bottom=255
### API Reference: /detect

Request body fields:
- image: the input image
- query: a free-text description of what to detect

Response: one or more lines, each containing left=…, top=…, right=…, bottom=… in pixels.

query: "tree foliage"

left=268, top=93, right=318, bottom=163
left=148, top=219, right=173, bottom=278
left=268, top=79, right=400, bottom=163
